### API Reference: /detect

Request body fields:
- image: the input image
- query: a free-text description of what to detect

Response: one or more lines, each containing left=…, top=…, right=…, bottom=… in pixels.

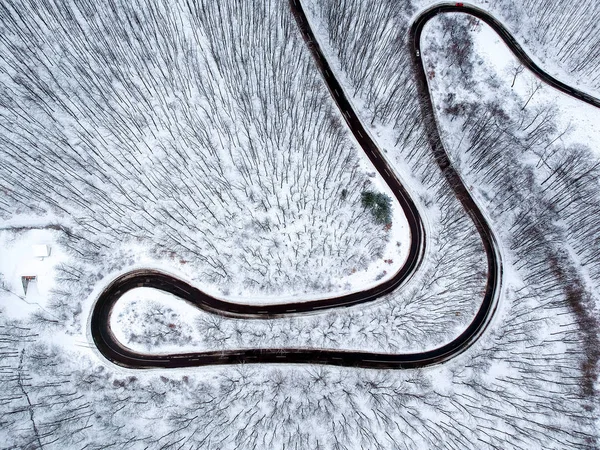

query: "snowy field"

left=1, top=0, right=600, bottom=448
left=0, top=229, right=67, bottom=318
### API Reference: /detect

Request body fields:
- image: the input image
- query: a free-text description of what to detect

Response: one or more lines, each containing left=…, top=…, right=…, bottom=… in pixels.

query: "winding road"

left=90, top=1, right=600, bottom=369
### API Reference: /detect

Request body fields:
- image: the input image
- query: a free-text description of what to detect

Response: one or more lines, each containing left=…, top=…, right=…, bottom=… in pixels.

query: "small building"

left=32, top=245, right=51, bottom=259
left=21, top=276, right=37, bottom=295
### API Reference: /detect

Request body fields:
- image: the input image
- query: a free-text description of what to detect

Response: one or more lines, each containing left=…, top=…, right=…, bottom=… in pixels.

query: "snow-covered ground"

left=1, top=0, right=599, bottom=448
left=421, top=10, right=600, bottom=438
left=0, top=0, right=412, bottom=303
left=467, top=19, right=600, bottom=154
left=0, top=228, right=67, bottom=318
left=423, top=13, right=600, bottom=315
left=111, top=288, right=200, bottom=353
left=413, top=0, right=600, bottom=98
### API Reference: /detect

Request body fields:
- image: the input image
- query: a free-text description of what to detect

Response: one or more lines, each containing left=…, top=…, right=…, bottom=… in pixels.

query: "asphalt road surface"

left=90, top=1, right=599, bottom=369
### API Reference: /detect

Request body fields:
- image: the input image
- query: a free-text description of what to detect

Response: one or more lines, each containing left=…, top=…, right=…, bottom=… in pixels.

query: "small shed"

left=21, top=276, right=37, bottom=295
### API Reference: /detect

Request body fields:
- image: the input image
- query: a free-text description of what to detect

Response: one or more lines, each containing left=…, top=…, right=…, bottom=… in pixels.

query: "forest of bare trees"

left=0, top=0, right=396, bottom=297
left=421, top=8, right=599, bottom=443
left=308, top=0, right=598, bottom=447
left=497, top=0, right=600, bottom=91
left=1, top=0, right=599, bottom=448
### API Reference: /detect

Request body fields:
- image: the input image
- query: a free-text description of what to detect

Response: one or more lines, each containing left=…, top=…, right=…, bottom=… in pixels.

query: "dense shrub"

left=361, top=191, right=392, bottom=224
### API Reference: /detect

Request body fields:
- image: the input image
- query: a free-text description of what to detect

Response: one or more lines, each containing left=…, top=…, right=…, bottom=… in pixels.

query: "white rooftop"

left=32, top=244, right=50, bottom=258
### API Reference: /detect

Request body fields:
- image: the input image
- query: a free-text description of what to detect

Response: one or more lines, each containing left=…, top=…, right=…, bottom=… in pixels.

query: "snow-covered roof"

left=32, top=244, right=50, bottom=258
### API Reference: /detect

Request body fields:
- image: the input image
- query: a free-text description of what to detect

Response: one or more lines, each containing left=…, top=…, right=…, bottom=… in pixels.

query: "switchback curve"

left=90, top=1, right=599, bottom=369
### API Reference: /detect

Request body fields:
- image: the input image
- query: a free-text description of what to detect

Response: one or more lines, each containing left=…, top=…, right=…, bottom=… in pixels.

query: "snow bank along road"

left=90, top=1, right=600, bottom=369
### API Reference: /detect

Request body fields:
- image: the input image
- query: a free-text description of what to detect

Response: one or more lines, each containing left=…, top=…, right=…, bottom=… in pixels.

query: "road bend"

left=90, top=1, right=599, bottom=369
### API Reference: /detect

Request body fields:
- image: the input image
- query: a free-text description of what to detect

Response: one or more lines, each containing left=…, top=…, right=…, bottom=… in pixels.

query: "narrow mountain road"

left=90, top=1, right=599, bottom=369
